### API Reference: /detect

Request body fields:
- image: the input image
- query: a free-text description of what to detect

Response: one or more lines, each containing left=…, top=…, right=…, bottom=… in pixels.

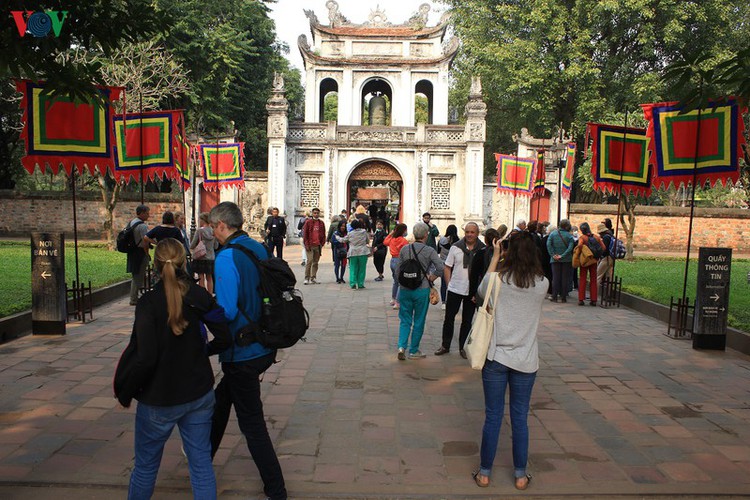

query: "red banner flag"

left=588, top=122, right=652, bottom=198
left=495, top=153, right=537, bottom=197
left=113, top=110, right=182, bottom=182
left=533, top=150, right=546, bottom=196
left=641, top=99, right=746, bottom=189
left=561, top=142, right=576, bottom=200
left=197, top=143, right=245, bottom=191
left=17, top=80, right=122, bottom=176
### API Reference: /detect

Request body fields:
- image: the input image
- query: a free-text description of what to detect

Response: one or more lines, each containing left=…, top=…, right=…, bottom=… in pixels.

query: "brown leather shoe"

left=434, top=346, right=449, bottom=356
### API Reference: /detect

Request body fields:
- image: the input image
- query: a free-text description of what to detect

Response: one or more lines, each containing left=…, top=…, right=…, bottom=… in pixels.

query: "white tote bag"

left=465, top=273, right=501, bottom=370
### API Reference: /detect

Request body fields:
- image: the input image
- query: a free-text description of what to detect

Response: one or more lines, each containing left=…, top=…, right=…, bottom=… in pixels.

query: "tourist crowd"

left=116, top=202, right=618, bottom=497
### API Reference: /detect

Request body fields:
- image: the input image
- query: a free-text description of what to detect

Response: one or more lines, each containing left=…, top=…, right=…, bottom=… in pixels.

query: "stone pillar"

left=266, top=72, right=289, bottom=221
left=464, top=76, right=487, bottom=227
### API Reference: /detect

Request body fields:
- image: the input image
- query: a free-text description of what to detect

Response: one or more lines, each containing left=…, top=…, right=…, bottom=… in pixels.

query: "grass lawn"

left=615, top=257, right=750, bottom=333
left=1, top=240, right=128, bottom=317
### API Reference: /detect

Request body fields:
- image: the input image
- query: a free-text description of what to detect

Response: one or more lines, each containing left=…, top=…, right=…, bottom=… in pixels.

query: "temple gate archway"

left=347, top=161, right=403, bottom=223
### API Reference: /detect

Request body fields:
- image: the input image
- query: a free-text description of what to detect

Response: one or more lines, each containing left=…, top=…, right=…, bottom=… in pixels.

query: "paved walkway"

left=1, top=246, right=750, bottom=499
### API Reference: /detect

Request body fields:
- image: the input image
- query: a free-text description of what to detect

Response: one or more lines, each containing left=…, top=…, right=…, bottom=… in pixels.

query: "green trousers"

left=348, top=255, right=368, bottom=288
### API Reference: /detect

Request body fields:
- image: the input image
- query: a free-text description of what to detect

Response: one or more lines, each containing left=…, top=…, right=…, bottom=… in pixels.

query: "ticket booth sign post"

left=31, top=232, right=66, bottom=335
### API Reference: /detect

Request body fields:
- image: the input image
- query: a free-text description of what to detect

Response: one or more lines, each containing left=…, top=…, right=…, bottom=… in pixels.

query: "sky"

left=268, top=0, right=447, bottom=74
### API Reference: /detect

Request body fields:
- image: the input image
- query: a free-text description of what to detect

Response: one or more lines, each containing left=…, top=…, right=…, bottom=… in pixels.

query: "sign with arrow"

left=694, top=247, right=732, bottom=350
left=31, top=232, right=66, bottom=335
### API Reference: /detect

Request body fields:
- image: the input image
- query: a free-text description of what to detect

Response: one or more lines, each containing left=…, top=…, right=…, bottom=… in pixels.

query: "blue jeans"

left=128, top=390, right=216, bottom=500
left=390, top=257, right=400, bottom=301
left=480, top=360, right=536, bottom=479
left=397, top=287, right=430, bottom=353
left=333, top=251, right=347, bottom=281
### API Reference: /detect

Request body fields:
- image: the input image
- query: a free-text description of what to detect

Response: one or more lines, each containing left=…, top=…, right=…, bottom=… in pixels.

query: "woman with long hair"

left=472, top=231, right=548, bottom=491
left=114, top=238, right=231, bottom=499
left=437, top=224, right=459, bottom=307
left=384, top=223, right=409, bottom=308
left=190, top=212, right=218, bottom=294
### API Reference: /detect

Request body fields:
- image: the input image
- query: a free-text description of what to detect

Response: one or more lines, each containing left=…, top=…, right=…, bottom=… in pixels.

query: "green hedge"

left=615, top=257, right=750, bottom=333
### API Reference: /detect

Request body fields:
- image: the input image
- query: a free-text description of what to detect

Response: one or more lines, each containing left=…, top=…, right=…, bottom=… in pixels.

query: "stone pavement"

left=1, top=245, right=750, bottom=499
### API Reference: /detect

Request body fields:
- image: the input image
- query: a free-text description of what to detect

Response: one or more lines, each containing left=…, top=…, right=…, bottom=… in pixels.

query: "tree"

left=154, top=0, right=303, bottom=170
left=441, top=0, right=750, bottom=256
left=1, top=0, right=171, bottom=99
left=72, top=41, right=190, bottom=242
left=441, top=0, right=750, bottom=176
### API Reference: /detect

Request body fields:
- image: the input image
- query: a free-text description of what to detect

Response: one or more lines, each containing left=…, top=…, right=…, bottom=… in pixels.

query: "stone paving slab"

left=1, top=245, right=750, bottom=498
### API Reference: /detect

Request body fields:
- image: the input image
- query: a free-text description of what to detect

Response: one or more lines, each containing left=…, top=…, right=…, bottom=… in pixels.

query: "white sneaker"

left=311, top=278, right=318, bottom=284
left=304, top=279, right=310, bottom=285
left=441, top=303, right=446, bottom=310
left=392, top=302, right=399, bottom=310
left=390, top=300, right=396, bottom=306
left=408, top=351, right=426, bottom=359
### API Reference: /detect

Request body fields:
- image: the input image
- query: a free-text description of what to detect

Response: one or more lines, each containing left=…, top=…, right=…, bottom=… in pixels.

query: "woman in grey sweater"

left=396, top=222, right=444, bottom=360
left=473, top=231, right=548, bottom=491
left=334, top=218, right=370, bottom=289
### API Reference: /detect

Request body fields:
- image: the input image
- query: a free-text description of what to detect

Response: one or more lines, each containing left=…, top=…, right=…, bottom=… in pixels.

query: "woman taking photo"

left=473, top=231, right=548, bottom=491
left=114, top=238, right=231, bottom=499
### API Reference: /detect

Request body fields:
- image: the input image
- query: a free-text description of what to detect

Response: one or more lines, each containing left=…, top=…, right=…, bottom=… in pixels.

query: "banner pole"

left=139, top=91, right=144, bottom=204
left=612, top=111, right=629, bottom=277
left=681, top=103, right=703, bottom=304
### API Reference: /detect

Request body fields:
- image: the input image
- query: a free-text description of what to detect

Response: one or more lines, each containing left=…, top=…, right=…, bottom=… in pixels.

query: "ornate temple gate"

left=347, top=161, right=403, bottom=221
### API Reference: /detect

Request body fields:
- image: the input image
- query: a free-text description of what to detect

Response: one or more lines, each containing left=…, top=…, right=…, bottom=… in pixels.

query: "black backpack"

left=398, top=244, right=425, bottom=290
left=586, top=234, right=604, bottom=259
left=227, top=243, right=309, bottom=349
left=116, top=220, right=144, bottom=253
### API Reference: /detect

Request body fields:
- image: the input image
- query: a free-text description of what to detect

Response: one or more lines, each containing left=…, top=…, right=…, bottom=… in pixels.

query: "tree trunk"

left=98, top=175, right=122, bottom=248
left=618, top=196, right=637, bottom=260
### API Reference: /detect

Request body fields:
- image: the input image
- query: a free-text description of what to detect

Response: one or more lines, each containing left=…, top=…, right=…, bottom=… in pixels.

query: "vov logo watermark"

left=11, top=10, right=68, bottom=37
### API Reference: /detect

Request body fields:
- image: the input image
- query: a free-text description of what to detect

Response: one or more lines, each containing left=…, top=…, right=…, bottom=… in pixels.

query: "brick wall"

left=569, top=204, right=750, bottom=255
left=0, top=190, right=184, bottom=239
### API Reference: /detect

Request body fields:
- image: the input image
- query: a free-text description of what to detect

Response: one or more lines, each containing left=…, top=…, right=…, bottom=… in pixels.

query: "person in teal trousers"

left=334, top=219, right=370, bottom=289
left=396, top=222, right=444, bottom=360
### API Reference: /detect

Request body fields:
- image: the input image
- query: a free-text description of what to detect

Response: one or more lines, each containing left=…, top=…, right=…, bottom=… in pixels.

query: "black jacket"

left=114, top=278, right=231, bottom=408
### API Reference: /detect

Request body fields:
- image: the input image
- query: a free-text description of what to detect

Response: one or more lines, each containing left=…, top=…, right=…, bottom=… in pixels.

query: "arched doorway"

left=347, top=161, right=403, bottom=226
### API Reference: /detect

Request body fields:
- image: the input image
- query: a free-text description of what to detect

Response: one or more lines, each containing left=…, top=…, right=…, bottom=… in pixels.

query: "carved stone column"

left=464, top=76, right=487, bottom=226
left=266, top=72, right=289, bottom=224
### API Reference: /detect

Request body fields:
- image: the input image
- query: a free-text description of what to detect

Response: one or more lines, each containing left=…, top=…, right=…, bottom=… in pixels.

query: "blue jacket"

left=546, top=229, right=575, bottom=263
left=214, top=233, right=273, bottom=363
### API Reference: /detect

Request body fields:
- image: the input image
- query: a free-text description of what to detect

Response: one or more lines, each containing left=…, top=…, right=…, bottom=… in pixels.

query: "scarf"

left=453, top=237, right=486, bottom=269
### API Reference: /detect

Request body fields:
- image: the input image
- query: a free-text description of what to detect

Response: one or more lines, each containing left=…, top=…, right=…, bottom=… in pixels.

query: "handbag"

left=429, top=286, right=440, bottom=305
left=113, top=328, right=138, bottom=407
left=465, top=273, right=500, bottom=370
left=192, top=230, right=207, bottom=260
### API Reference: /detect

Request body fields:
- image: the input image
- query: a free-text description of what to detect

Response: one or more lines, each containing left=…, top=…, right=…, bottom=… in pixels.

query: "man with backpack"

left=208, top=202, right=287, bottom=500
left=124, top=204, right=150, bottom=305
left=596, top=223, right=614, bottom=285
